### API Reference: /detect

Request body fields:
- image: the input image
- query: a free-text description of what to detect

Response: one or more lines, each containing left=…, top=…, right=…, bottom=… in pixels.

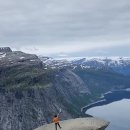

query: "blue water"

left=85, top=90, right=130, bottom=130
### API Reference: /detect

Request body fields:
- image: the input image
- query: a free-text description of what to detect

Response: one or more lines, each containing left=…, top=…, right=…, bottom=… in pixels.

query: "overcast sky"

left=0, top=0, right=130, bottom=57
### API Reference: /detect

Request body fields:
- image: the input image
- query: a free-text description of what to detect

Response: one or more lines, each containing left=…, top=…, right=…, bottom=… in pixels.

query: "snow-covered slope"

left=39, top=56, right=130, bottom=75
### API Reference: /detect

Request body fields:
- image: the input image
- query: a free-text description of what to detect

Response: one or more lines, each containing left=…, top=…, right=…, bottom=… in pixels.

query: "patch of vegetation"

left=0, top=65, right=55, bottom=89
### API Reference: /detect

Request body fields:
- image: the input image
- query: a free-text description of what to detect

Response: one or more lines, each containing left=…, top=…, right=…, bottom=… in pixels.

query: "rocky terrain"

left=0, top=47, right=130, bottom=130
left=0, top=47, right=90, bottom=130
left=34, top=117, right=109, bottom=130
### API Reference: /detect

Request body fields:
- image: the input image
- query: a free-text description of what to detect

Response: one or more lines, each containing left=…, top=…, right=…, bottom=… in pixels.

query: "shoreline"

left=81, top=88, right=130, bottom=115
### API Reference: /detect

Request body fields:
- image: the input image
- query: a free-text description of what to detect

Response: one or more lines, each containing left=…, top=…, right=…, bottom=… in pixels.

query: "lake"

left=85, top=90, right=130, bottom=130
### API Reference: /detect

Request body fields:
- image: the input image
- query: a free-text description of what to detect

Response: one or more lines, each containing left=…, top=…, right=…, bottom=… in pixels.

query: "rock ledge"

left=34, top=117, right=109, bottom=130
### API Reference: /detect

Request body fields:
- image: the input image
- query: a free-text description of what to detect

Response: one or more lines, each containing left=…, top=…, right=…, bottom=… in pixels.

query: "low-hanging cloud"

left=0, top=0, right=130, bottom=56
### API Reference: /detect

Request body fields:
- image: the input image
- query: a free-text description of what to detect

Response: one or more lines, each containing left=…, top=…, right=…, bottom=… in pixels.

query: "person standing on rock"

left=53, top=115, right=62, bottom=130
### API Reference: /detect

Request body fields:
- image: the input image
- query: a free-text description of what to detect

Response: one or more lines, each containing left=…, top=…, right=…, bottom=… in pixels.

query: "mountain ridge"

left=0, top=47, right=129, bottom=130
left=39, top=56, right=130, bottom=75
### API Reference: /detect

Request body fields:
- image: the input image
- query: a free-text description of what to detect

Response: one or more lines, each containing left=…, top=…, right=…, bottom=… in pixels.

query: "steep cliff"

left=0, top=48, right=89, bottom=130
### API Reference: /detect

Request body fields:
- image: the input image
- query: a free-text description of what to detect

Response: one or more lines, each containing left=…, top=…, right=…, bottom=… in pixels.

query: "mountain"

left=0, top=48, right=129, bottom=130
left=39, top=56, right=130, bottom=75
left=40, top=56, right=130, bottom=98
left=0, top=48, right=90, bottom=130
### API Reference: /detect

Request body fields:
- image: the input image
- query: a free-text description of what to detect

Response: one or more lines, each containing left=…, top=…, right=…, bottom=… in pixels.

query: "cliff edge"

left=34, top=117, right=109, bottom=130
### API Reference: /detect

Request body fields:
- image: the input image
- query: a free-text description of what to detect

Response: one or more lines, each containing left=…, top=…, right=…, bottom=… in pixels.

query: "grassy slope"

left=0, top=65, right=54, bottom=89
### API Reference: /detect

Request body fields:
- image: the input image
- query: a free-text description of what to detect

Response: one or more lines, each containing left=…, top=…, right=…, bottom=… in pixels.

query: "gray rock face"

left=34, top=117, right=109, bottom=130
left=0, top=88, right=69, bottom=130
left=0, top=70, right=89, bottom=130
left=0, top=47, right=12, bottom=53
left=0, top=50, right=90, bottom=130
left=0, top=51, right=42, bottom=67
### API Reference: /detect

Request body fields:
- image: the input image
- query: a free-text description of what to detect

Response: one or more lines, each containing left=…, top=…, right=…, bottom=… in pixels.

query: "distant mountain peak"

left=0, top=47, right=12, bottom=53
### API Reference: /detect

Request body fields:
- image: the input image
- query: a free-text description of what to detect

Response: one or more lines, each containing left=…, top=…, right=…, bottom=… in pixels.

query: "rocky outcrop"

left=0, top=47, right=12, bottom=53
left=0, top=51, right=42, bottom=67
left=34, top=117, right=109, bottom=130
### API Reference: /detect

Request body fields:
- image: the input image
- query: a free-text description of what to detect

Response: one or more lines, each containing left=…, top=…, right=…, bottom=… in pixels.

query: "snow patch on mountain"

left=0, top=53, right=6, bottom=59
left=39, top=56, right=130, bottom=75
left=40, top=56, right=130, bottom=67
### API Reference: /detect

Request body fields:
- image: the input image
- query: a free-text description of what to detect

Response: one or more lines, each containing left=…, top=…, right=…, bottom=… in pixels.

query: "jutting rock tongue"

left=0, top=47, right=12, bottom=53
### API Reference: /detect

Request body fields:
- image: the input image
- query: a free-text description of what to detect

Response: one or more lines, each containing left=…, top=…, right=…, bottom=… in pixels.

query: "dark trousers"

left=55, top=123, right=61, bottom=130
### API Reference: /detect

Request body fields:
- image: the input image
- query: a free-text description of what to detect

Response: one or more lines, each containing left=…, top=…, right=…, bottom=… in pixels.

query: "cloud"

left=0, top=0, right=130, bottom=56
left=69, top=44, right=130, bottom=57
left=19, top=40, right=130, bottom=56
